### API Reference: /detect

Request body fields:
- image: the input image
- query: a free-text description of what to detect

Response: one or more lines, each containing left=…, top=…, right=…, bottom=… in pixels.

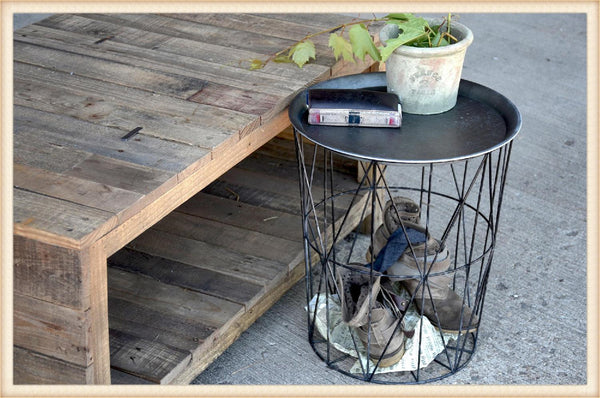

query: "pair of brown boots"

left=336, top=197, right=479, bottom=368
left=370, top=196, right=479, bottom=334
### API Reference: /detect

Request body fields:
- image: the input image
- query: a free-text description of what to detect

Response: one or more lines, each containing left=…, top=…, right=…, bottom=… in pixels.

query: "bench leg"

left=13, top=237, right=110, bottom=384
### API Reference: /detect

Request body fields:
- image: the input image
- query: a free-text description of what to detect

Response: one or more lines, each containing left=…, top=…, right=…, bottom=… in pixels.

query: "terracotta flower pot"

left=380, top=19, right=473, bottom=115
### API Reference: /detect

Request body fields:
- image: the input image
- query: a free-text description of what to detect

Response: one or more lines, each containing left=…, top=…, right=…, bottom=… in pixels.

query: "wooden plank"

left=202, top=179, right=301, bottom=215
left=14, top=163, right=143, bottom=215
left=108, top=248, right=264, bottom=307
left=107, top=267, right=244, bottom=329
left=13, top=133, right=93, bottom=174
left=13, top=189, right=117, bottom=250
left=14, top=105, right=207, bottom=174
left=110, top=368, right=153, bottom=385
left=13, top=293, right=91, bottom=367
left=14, top=346, right=90, bottom=385
left=65, top=155, right=173, bottom=196
left=152, top=211, right=303, bottom=265
left=63, top=154, right=181, bottom=227
left=211, top=165, right=359, bottom=213
left=13, top=241, right=109, bottom=383
left=176, top=192, right=302, bottom=242
left=14, top=61, right=256, bottom=146
left=164, top=13, right=339, bottom=46
left=109, top=295, right=214, bottom=352
left=126, top=227, right=289, bottom=287
left=187, top=82, right=281, bottom=116
left=14, top=41, right=206, bottom=100
left=170, top=258, right=307, bottom=384
left=13, top=70, right=244, bottom=149
left=84, top=241, right=111, bottom=384
left=250, top=13, right=359, bottom=30
left=34, top=14, right=170, bottom=49
left=79, top=13, right=337, bottom=66
left=109, top=329, right=191, bottom=384
left=15, top=22, right=316, bottom=99
left=13, top=236, right=86, bottom=308
left=27, top=14, right=329, bottom=81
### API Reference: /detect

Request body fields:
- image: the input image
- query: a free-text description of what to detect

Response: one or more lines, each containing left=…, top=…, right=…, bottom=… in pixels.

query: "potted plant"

left=251, top=13, right=473, bottom=115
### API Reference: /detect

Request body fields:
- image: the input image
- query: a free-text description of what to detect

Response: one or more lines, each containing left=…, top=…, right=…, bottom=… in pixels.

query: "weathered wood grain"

left=25, top=15, right=330, bottom=97
left=187, top=82, right=280, bottom=117
left=169, top=259, right=307, bottom=384
left=14, top=60, right=256, bottom=145
left=65, top=155, right=173, bottom=196
left=16, top=22, right=315, bottom=98
left=126, top=227, right=289, bottom=287
left=80, top=13, right=330, bottom=63
left=164, top=13, right=338, bottom=45
left=14, top=105, right=206, bottom=174
left=108, top=248, right=264, bottom=306
left=14, top=347, right=90, bottom=384
left=13, top=134, right=93, bottom=174
left=109, top=295, right=215, bottom=352
left=14, top=163, right=143, bottom=215
left=110, top=368, right=153, bottom=385
left=13, top=72, right=241, bottom=149
left=107, top=267, right=244, bottom=329
left=176, top=192, right=302, bottom=242
left=14, top=293, right=91, bottom=366
left=84, top=241, right=111, bottom=384
left=109, top=329, right=191, bottom=384
left=100, top=109, right=292, bottom=258
left=13, top=189, right=117, bottom=249
left=13, top=236, right=86, bottom=307
left=151, top=211, right=303, bottom=265
left=14, top=41, right=205, bottom=100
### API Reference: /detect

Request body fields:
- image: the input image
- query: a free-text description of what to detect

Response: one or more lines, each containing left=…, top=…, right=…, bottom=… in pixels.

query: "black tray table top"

left=289, top=72, right=521, bottom=164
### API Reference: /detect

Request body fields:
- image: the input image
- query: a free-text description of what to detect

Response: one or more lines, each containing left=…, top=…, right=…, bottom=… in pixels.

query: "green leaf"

left=328, top=33, right=355, bottom=63
left=348, top=24, right=381, bottom=62
left=273, top=54, right=293, bottom=63
left=379, top=17, right=430, bottom=61
left=249, top=59, right=265, bottom=70
left=385, top=13, right=413, bottom=21
left=289, top=40, right=316, bottom=68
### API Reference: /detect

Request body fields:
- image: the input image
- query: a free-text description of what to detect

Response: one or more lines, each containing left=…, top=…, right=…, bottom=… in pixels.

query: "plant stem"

left=270, top=17, right=385, bottom=59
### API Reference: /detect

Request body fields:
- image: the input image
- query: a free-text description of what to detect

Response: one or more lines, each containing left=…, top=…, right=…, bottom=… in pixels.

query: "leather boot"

left=355, top=302, right=407, bottom=368
left=336, top=264, right=381, bottom=328
left=394, top=249, right=479, bottom=334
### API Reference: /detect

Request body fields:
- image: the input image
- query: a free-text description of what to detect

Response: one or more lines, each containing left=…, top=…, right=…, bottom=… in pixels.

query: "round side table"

left=289, top=72, right=521, bottom=384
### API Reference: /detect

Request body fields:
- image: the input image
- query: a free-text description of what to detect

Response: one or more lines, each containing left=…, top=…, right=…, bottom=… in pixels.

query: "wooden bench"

left=12, top=13, right=378, bottom=384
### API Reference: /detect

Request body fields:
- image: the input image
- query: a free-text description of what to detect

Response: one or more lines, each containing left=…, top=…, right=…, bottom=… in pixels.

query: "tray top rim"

left=289, top=72, right=522, bottom=164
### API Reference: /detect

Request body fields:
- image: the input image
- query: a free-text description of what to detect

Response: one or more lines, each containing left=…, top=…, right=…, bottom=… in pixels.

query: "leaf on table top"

left=249, top=59, right=266, bottom=70
left=273, top=54, right=293, bottom=63
left=290, top=40, right=316, bottom=68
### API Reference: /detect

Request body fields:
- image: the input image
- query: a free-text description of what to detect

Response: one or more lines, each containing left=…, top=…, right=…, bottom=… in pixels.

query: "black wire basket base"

left=295, top=130, right=512, bottom=384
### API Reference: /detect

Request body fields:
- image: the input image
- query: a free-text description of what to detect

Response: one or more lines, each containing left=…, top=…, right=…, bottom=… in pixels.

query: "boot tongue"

left=373, top=226, right=428, bottom=273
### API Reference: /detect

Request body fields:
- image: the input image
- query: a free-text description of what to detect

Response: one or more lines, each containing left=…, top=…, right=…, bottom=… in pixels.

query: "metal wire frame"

left=294, top=128, right=514, bottom=384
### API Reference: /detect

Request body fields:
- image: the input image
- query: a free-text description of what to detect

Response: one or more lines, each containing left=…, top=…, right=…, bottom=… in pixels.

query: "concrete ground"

left=13, top=12, right=591, bottom=389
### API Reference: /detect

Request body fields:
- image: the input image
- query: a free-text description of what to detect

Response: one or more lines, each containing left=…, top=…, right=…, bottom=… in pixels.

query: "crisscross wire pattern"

left=295, top=129, right=514, bottom=384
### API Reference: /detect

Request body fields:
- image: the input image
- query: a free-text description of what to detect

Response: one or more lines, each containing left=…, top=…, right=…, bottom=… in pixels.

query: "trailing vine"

left=248, top=13, right=458, bottom=70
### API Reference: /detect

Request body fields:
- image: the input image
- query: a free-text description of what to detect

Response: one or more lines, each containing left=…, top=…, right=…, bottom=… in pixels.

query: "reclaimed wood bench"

left=12, top=13, right=378, bottom=384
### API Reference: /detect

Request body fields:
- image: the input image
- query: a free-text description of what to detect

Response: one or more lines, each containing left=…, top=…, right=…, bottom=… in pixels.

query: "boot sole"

left=370, top=341, right=406, bottom=368
left=436, top=325, right=478, bottom=335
